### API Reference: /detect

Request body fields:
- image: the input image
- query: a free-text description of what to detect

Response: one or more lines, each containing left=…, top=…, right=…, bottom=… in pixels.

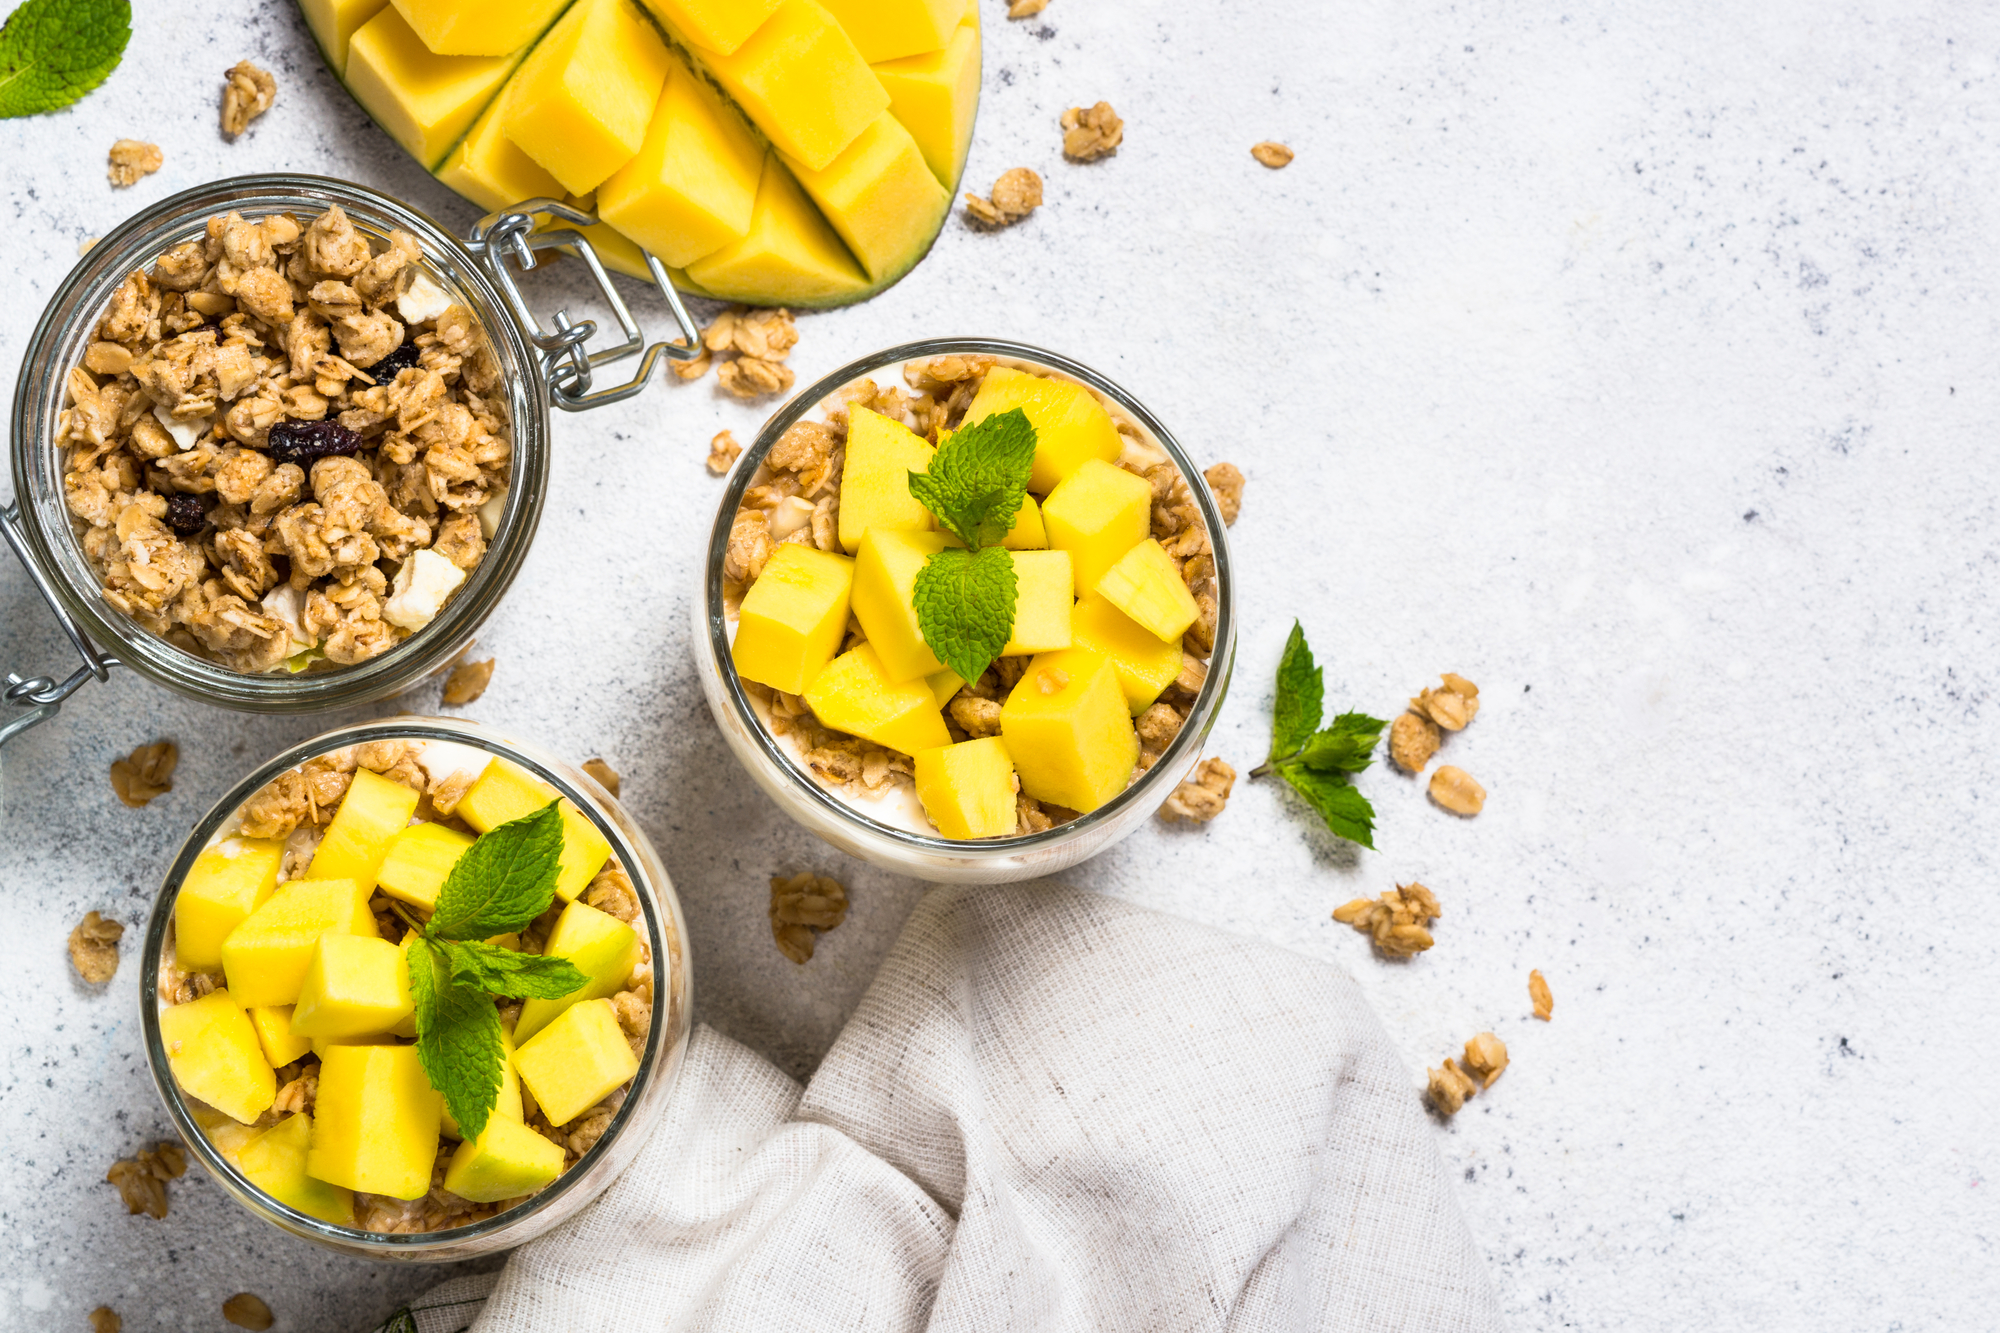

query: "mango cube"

left=849, top=528, right=948, bottom=682
left=221, top=879, right=377, bottom=1008
left=837, top=406, right=936, bottom=552
left=374, top=820, right=475, bottom=911
left=443, top=1023, right=524, bottom=1138
left=732, top=543, right=856, bottom=695
left=457, top=758, right=612, bottom=903
left=1072, top=595, right=1184, bottom=714
left=435, top=88, right=565, bottom=212
left=309, top=1032, right=402, bottom=1061
left=1001, top=549, right=1074, bottom=656
left=783, top=112, right=947, bottom=282
left=160, top=991, right=277, bottom=1125
left=290, top=935, right=416, bottom=1039
left=1041, top=459, right=1153, bottom=597
left=685, top=155, right=870, bottom=305
left=872, top=17, right=980, bottom=186
left=346, top=6, right=524, bottom=169
left=803, top=642, right=952, bottom=755
left=1003, top=492, right=1048, bottom=550
left=235, top=1114, right=356, bottom=1226
left=515, top=900, right=642, bottom=1042
left=914, top=736, right=1017, bottom=838
left=173, top=837, right=283, bottom=972
left=962, top=367, right=1123, bottom=494
left=513, top=998, right=640, bottom=1127
left=308, top=1044, right=443, bottom=1200
left=301, top=0, right=389, bottom=75
left=310, top=768, right=422, bottom=891
left=248, top=1005, right=314, bottom=1069
left=1095, top=537, right=1200, bottom=642
left=390, top=0, right=569, bottom=56
left=1000, top=649, right=1139, bottom=813
left=639, top=0, right=779, bottom=54
left=502, top=0, right=674, bottom=195
left=820, top=0, right=959, bottom=62
left=925, top=668, right=965, bottom=709
left=443, top=1113, right=566, bottom=1202
left=599, top=62, right=766, bottom=268
left=700, top=0, right=888, bottom=173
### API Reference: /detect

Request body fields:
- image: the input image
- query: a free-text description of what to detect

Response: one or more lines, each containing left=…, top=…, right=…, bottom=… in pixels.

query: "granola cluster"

left=60, top=205, right=510, bottom=673
left=105, top=1141, right=186, bottom=1219
left=1424, top=1032, right=1509, bottom=1118
left=673, top=305, right=799, bottom=400
left=107, top=139, right=163, bottom=188
left=768, top=871, right=849, bottom=964
left=1250, top=141, right=1295, bottom=169
left=1061, top=102, right=1124, bottom=162
left=1159, top=756, right=1235, bottom=824
left=966, top=167, right=1043, bottom=228
left=1332, top=882, right=1441, bottom=958
left=110, top=739, right=177, bottom=807
left=220, top=60, right=276, bottom=139
left=69, top=910, right=126, bottom=983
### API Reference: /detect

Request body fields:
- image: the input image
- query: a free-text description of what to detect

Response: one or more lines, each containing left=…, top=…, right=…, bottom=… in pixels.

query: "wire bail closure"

left=1, top=502, right=118, bottom=746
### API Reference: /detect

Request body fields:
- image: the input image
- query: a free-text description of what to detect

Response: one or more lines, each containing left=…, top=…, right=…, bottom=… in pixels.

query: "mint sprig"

left=0, top=0, right=131, bottom=119
left=907, top=408, right=1038, bottom=683
left=1251, top=622, right=1388, bottom=848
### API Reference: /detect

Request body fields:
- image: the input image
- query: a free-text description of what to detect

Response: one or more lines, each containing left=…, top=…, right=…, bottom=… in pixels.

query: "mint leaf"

left=408, top=938, right=503, bottom=1142
left=0, top=0, right=131, bottom=119
left=1270, top=621, right=1323, bottom=763
left=428, top=801, right=564, bottom=940
left=912, top=545, right=1017, bottom=684
left=1278, top=762, right=1377, bottom=849
left=441, top=938, right=588, bottom=1000
left=907, top=407, right=1036, bottom=549
left=1296, top=712, right=1387, bottom=773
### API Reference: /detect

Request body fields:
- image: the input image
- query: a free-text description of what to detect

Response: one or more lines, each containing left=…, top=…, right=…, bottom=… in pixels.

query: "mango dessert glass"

left=139, top=718, right=691, bottom=1260
left=694, top=338, right=1236, bottom=884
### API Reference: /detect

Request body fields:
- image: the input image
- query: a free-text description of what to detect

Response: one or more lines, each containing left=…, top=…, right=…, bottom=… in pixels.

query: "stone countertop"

left=3, top=0, right=1997, bottom=1328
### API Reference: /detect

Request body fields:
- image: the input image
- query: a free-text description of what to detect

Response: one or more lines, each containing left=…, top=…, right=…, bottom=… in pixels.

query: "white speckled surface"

left=4, top=0, right=1998, bottom=1328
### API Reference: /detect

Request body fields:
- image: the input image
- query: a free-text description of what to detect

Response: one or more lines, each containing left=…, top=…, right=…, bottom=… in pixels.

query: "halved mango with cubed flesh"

left=700, top=0, right=887, bottom=173
left=236, top=1114, right=356, bottom=1226
left=514, top=900, right=641, bottom=1043
left=1072, top=595, right=1184, bottom=714
left=346, top=6, right=525, bottom=168
left=436, top=88, right=565, bottom=212
left=301, top=0, right=389, bottom=75
left=443, top=1022, right=524, bottom=1138
left=838, top=407, right=935, bottom=552
left=390, top=0, right=567, bottom=56
left=375, top=820, right=475, bottom=911
left=915, top=736, right=1017, bottom=838
left=686, top=154, right=871, bottom=306
left=599, top=63, right=766, bottom=268
left=1000, top=650, right=1139, bottom=814
left=308, top=1044, right=443, bottom=1200
left=821, top=0, right=959, bottom=62
left=638, top=0, right=779, bottom=55
left=309, top=768, right=421, bottom=891
left=783, top=112, right=947, bottom=282
left=221, top=879, right=377, bottom=1009
left=291, top=934, right=416, bottom=1039
left=963, top=368, right=1125, bottom=495
left=1001, top=549, right=1074, bottom=657
left=873, top=16, right=980, bottom=187
left=513, top=998, right=639, bottom=1127
left=804, top=642, right=953, bottom=756
left=1042, top=459, right=1153, bottom=597
left=502, top=0, right=674, bottom=195
left=173, top=837, right=284, bottom=972
left=1096, top=537, right=1200, bottom=642
left=443, top=1114, right=566, bottom=1202
left=249, top=1004, right=315, bottom=1069
left=733, top=543, right=855, bottom=695
left=850, top=528, right=948, bottom=683
left=160, top=990, right=278, bottom=1125
left=456, top=759, right=611, bottom=903
left=1003, top=493, right=1047, bottom=551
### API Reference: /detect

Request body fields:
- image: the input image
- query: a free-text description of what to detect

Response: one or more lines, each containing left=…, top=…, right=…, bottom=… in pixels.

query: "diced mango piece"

left=872, top=16, right=979, bottom=186
left=206, top=1117, right=265, bottom=1164
left=925, top=668, right=965, bottom=709
left=309, top=768, right=422, bottom=891
left=513, top=998, right=640, bottom=1127
left=301, top=0, right=390, bottom=76
left=782, top=112, right=947, bottom=282
left=502, top=0, right=674, bottom=195
left=838, top=406, right=935, bottom=552
left=308, top=1044, right=443, bottom=1200
left=1041, top=458, right=1153, bottom=596
left=346, top=7, right=525, bottom=169
left=443, top=1023, right=524, bottom=1137
left=1000, top=649, right=1138, bottom=813
left=821, top=0, right=958, bottom=62
left=804, top=642, right=953, bottom=755
left=235, top=1114, right=356, bottom=1226
left=1003, top=492, right=1047, bottom=550
left=732, top=543, right=856, bottom=695
left=160, top=990, right=277, bottom=1125
left=1072, top=595, right=1184, bottom=714
left=375, top=821, right=475, bottom=911
left=221, top=879, right=377, bottom=1008
left=390, top=0, right=569, bottom=56
left=291, top=935, right=416, bottom=1039
left=457, top=759, right=612, bottom=903
left=173, top=837, right=283, bottom=972
left=1095, top=537, right=1200, bottom=642
left=443, top=1113, right=566, bottom=1202
left=248, top=1004, right=314, bottom=1069
left=962, top=367, right=1123, bottom=494
left=514, top=900, right=642, bottom=1042
left=849, top=528, right=948, bottom=682
left=599, top=62, right=766, bottom=268
left=914, top=736, right=1017, bottom=838
left=700, top=0, right=888, bottom=172
left=686, top=155, right=870, bottom=305
left=1001, top=549, right=1074, bottom=656
left=435, top=87, right=565, bottom=212
left=638, top=0, right=779, bottom=54
left=309, top=1032, right=402, bottom=1060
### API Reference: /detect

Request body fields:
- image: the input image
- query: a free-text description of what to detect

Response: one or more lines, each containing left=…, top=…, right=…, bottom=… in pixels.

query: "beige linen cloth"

left=388, top=884, right=1503, bottom=1332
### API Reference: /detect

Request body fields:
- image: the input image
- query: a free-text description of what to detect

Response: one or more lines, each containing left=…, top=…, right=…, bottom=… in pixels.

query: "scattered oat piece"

left=79, top=236, right=99, bottom=256
left=105, top=1142, right=186, bottom=1220
left=220, top=60, right=276, bottom=138
left=707, top=429, right=743, bottom=475
left=1410, top=674, right=1480, bottom=731
left=106, top=140, right=162, bottom=188
left=90, top=1308, right=122, bottom=1333
left=222, top=1293, right=275, bottom=1331
left=110, top=740, right=177, bottom=808
left=1429, top=765, right=1485, bottom=816
left=1250, top=141, right=1295, bottom=169
left=1202, top=462, right=1243, bottom=525
left=1461, top=1032, right=1509, bottom=1089
left=583, top=757, right=621, bottom=797
left=965, top=166, right=1043, bottom=228
left=671, top=345, right=714, bottom=380
left=442, top=657, right=495, bottom=705
left=1007, top=0, right=1048, bottom=15
left=1332, top=882, right=1440, bottom=957
left=1159, top=756, right=1236, bottom=824
left=1388, top=711, right=1440, bottom=774
left=690, top=306, right=798, bottom=399
left=1061, top=101, right=1124, bottom=162
left=1425, top=1058, right=1478, bottom=1116
left=69, top=911, right=125, bottom=983
left=1529, top=969, right=1553, bottom=1021
left=769, top=872, right=848, bottom=964
left=716, top=355, right=795, bottom=400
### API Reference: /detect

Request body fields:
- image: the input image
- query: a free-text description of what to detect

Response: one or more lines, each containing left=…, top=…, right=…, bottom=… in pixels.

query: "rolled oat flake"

left=222, top=1292, right=274, bottom=1330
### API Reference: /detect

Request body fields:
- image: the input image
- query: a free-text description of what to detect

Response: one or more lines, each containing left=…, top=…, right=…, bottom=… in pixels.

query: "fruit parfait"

left=698, top=340, right=1233, bottom=883
left=142, top=720, right=689, bottom=1257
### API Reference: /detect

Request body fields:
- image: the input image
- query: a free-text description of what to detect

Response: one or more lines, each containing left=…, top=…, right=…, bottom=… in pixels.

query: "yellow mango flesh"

left=308, top=1044, right=443, bottom=1200
left=249, top=1004, right=314, bottom=1068
left=963, top=368, right=1124, bottom=494
left=174, top=837, right=283, bottom=972
left=849, top=528, right=948, bottom=683
left=302, top=0, right=390, bottom=75
left=346, top=6, right=524, bottom=168
left=436, top=88, right=565, bottom=212
left=782, top=112, right=947, bottom=282
left=442, top=1023, right=524, bottom=1138
left=821, top=0, right=958, bottom=62
left=914, top=736, right=1017, bottom=838
left=375, top=820, right=475, bottom=911
left=290, top=934, right=416, bottom=1039
left=804, top=642, right=952, bottom=756
left=221, top=879, right=377, bottom=1008
left=1003, top=492, right=1047, bottom=550
left=872, top=16, right=979, bottom=186
left=1072, top=594, right=1184, bottom=714
left=235, top=1114, right=356, bottom=1226
left=1041, top=459, right=1154, bottom=597
left=686, top=154, right=870, bottom=305
left=310, top=768, right=422, bottom=891
left=310, top=1032, right=401, bottom=1060
left=700, top=0, right=887, bottom=173
left=391, top=0, right=568, bottom=55
left=513, top=998, right=640, bottom=1127
left=457, top=759, right=611, bottom=903
left=502, top=0, right=674, bottom=195
left=1096, top=537, right=1200, bottom=642
left=599, top=63, right=765, bottom=268
left=838, top=406, right=935, bottom=553
left=160, top=990, right=277, bottom=1125
left=443, top=1114, right=566, bottom=1202
left=515, top=900, right=642, bottom=1043
left=1000, top=649, right=1139, bottom=813
left=925, top=668, right=965, bottom=709
left=732, top=543, right=856, bottom=695
left=639, top=0, right=779, bottom=54
left=1001, top=549, right=1074, bottom=657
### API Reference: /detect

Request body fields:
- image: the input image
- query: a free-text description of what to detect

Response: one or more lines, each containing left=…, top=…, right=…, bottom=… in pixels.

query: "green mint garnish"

left=1251, top=621, right=1389, bottom=849
left=0, top=0, right=132, bottom=119
left=911, top=544, right=1018, bottom=685
left=907, top=408, right=1037, bottom=683
left=425, top=800, right=564, bottom=941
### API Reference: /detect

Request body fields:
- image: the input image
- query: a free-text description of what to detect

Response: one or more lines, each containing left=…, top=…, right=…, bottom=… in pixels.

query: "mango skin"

left=457, top=758, right=612, bottom=903
left=235, top=1113, right=357, bottom=1226
left=514, top=900, right=641, bottom=1043
left=442, top=1114, right=566, bottom=1202
left=914, top=736, right=1017, bottom=838
left=1041, top=459, right=1153, bottom=598
left=1000, top=649, right=1139, bottom=814
left=513, top=997, right=640, bottom=1127
left=161, top=990, right=278, bottom=1125
left=221, top=879, right=377, bottom=1009
left=1095, top=537, right=1201, bottom=643
left=804, top=642, right=953, bottom=757
left=308, top=1044, right=444, bottom=1200
left=732, top=543, right=856, bottom=696
left=174, top=837, right=284, bottom=972
left=962, top=367, right=1123, bottom=494
left=309, top=767, right=422, bottom=891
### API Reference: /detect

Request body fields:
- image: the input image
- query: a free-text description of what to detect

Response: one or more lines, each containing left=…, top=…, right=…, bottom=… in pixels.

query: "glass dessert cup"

left=694, top=338, right=1237, bottom=884
left=138, top=717, right=692, bottom=1261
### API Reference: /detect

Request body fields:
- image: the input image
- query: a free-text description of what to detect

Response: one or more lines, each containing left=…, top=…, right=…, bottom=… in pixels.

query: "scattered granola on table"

left=221, top=1294, right=275, bottom=1331
left=1461, top=1032, right=1509, bottom=1089
left=1332, top=882, right=1440, bottom=958
left=90, top=1307, right=122, bottom=1333
left=1426, top=1034, right=1507, bottom=1115
left=965, top=167, right=1042, bottom=227
left=219, top=60, right=276, bottom=138
left=1411, top=673, right=1480, bottom=731
left=1159, top=757, right=1235, bottom=823
left=1425, top=1058, right=1478, bottom=1117
left=110, top=740, right=177, bottom=807
left=769, top=872, right=848, bottom=964
left=1061, top=101, right=1124, bottom=162
left=1429, top=764, right=1486, bottom=816
left=707, top=429, right=742, bottom=475
left=441, top=656, right=495, bottom=704
left=107, top=139, right=161, bottom=188
left=582, top=757, right=621, bottom=797
left=106, top=1141, right=186, bottom=1219
left=1388, top=710, right=1440, bottom=774
left=1007, top=0, right=1048, bottom=15
left=69, top=910, right=125, bottom=982
left=1202, top=462, right=1243, bottom=525
left=1529, top=969, right=1554, bottom=1021
left=1250, top=141, right=1295, bottom=169
left=677, top=306, right=799, bottom=400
